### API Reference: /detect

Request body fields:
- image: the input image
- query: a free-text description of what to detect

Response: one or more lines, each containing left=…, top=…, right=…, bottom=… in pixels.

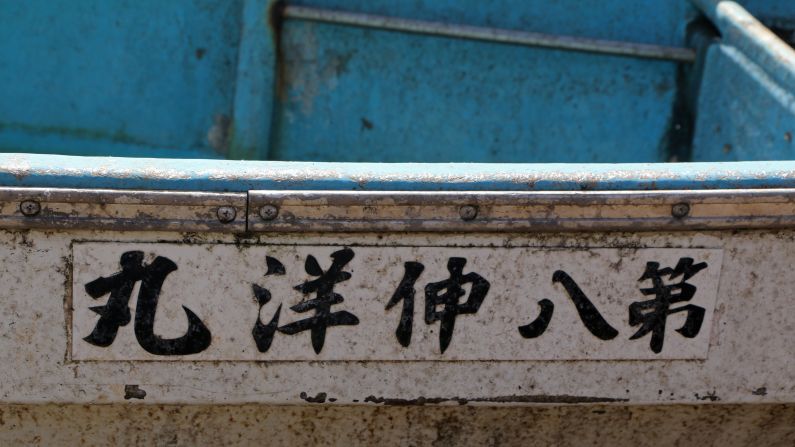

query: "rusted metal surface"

left=3, top=404, right=795, bottom=446
left=281, top=5, right=697, bottom=62
left=0, top=187, right=246, bottom=232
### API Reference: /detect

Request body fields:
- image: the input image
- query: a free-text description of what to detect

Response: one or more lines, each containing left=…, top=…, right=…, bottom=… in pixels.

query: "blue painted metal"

left=280, top=6, right=697, bottom=62
left=268, top=0, right=694, bottom=163
left=0, top=0, right=695, bottom=162
left=741, top=0, right=795, bottom=19
left=286, top=0, right=694, bottom=46
left=691, top=44, right=795, bottom=161
left=690, top=1, right=795, bottom=161
left=228, top=0, right=279, bottom=160
left=0, top=0, right=241, bottom=159
left=722, top=0, right=795, bottom=47
left=0, top=0, right=794, bottom=179
left=268, top=21, right=680, bottom=163
left=693, top=0, right=795, bottom=89
left=0, top=153, right=793, bottom=192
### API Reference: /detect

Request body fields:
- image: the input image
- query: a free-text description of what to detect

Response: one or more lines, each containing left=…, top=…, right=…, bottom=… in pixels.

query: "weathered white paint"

left=71, top=243, right=722, bottom=361
left=0, top=229, right=793, bottom=405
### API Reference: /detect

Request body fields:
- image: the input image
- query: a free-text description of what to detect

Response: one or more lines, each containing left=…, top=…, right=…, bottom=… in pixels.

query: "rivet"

left=259, top=204, right=279, bottom=221
left=459, top=205, right=478, bottom=221
left=671, top=202, right=690, bottom=219
left=216, top=206, right=237, bottom=223
left=19, top=200, right=41, bottom=217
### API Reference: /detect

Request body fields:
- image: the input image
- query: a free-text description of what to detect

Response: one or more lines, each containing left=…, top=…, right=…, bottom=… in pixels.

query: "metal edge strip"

left=3, top=187, right=795, bottom=233
left=281, top=5, right=696, bottom=63
left=248, top=189, right=795, bottom=232
left=0, top=187, right=247, bottom=232
left=5, top=154, right=795, bottom=192
left=248, top=189, right=795, bottom=205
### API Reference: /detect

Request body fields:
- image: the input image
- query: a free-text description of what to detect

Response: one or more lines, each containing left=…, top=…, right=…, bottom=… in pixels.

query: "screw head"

left=19, top=200, right=41, bottom=217
left=459, top=205, right=478, bottom=221
left=216, top=206, right=237, bottom=223
left=259, top=204, right=279, bottom=221
left=671, top=202, right=690, bottom=219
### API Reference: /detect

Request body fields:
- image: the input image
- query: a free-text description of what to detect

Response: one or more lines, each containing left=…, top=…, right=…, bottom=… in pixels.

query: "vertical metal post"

left=229, top=0, right=280, bottom=160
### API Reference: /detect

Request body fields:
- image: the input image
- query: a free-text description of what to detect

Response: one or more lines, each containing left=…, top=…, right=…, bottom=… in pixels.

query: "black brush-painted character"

left=251, top=257, right=285, bottom=353
left=518, top=271, right=619, bottom=341
left=386, top=258, right=490, bottom=353
left=629, top=258, right=707, bottom=353
left=252, top=249, right=359, bottom=354
left=385, top=261, right=425, bottom=348
left=83, top=251, right=211, bottom=355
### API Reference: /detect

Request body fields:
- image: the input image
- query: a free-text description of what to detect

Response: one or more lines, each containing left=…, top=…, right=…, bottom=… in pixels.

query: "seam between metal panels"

left=280, top=5, right=696, bottom=63
left=3, top=187, right=795, bottom=233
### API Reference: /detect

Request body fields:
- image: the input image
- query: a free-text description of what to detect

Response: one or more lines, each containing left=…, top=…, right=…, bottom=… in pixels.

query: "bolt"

left=259, top=204, right=279, bottom=221
left=19, top=200, right=41, bottom=217
left=459, top=205, right=478, bottom=221
left=216, top=206, right=237, bottom=223
left=671, top=202, right=690, bottom=219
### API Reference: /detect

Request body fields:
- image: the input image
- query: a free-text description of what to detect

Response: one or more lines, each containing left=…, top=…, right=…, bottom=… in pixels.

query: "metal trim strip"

left=2, top=187, right=795, bottom=233
left=0, top=187, right=246, bottom=232
left=281, top=5, right=696, bottom=63
left=248, top=189, right=795, bottom=233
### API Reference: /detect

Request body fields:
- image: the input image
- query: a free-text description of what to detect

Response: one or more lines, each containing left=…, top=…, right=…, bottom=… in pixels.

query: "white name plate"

left=71, top=243, right=722, bottom=361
